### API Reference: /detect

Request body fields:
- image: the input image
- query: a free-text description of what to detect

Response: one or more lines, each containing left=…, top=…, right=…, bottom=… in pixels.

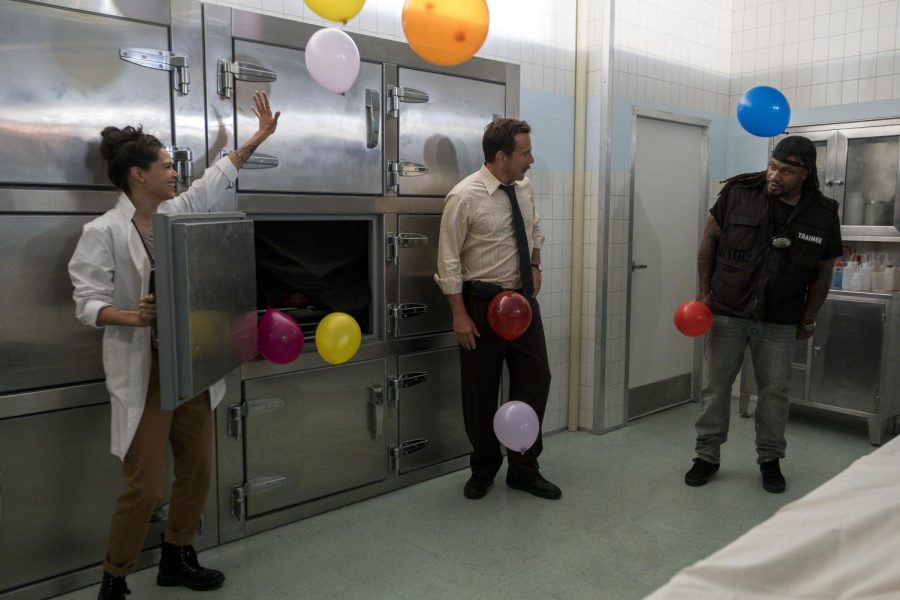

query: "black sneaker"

left=684, top=458, right=719, bottom=487
left=463, top=475, right=493, bottom=500
left=760, top=459, right=786, bottom=493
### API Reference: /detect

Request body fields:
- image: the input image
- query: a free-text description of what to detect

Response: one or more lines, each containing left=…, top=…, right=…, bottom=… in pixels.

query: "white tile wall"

left=612, top=0, right=734, bottom=115
left=731, top=0, right=900, bottom=109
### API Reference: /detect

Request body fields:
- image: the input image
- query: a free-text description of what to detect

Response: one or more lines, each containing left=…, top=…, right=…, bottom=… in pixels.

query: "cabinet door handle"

left=368, top=384, right=384, bottom=440
left=365, top=88, right=380, bottom=149
left=813, top=344, right=822, bottom=354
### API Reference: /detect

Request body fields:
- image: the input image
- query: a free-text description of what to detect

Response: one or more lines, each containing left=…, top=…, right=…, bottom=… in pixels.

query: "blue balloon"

left=736, top=86, right=791, bottom=137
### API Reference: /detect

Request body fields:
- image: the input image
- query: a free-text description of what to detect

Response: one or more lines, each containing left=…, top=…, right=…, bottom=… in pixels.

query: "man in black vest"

left=434, top=118, right=560, bottom=501
left=685, top=136, right=842, bottom=493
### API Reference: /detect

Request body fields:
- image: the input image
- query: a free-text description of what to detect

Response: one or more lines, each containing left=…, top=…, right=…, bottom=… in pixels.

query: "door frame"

left=625, top=107, right=711, bottom=419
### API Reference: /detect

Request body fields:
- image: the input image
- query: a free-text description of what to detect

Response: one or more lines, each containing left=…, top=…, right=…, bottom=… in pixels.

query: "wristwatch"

left=800, top=321, right=816, bottom=332
left=531, top=263, right=542, bottom=272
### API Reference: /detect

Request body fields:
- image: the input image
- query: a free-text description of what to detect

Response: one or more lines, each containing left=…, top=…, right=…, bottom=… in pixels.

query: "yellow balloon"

left=402, top=0, right=489, bottom=66
left=315, top=312, right=362, bottom=365
left=304, top=0, right=367, bottom=24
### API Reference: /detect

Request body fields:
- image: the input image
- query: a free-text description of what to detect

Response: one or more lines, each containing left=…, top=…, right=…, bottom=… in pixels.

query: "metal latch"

left=385, top=232, right=428, bottom=265
left=387, top=303, right=429, bottom=337
left=365, top=88, right=380, bottom=149
left=389, top=439, right=430, bottom=474
left=369, top=384, right=384, bottom=440
left=231, top=476, right=286, bottom=521
left=227, top=397, right=285, bottom=441
left=387, top=86, right=429, bottom=118
left=149, top=502, right=170, bottom=523
left=120, top=48, right=190, bottom=95
left=218, top=59, right=277, bottom=99
left=219, top=148, right=279, bottom=176
left=389, top=371, right=429, bottom=406
left=164, top=145, right=193, bottom=185
left=387, top=161, right=429, bottom=193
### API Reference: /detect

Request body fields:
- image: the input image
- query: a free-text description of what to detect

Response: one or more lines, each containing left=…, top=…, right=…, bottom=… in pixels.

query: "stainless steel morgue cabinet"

left=0, top=1, right=520, bottom=598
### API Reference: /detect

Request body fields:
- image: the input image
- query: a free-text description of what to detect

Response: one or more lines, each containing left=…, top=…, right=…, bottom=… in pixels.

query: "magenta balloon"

left=492, top=400, right=540, bottom=453
left=305, top=27, right=361, bottom=94
left=258, top=308, right=304, bottom=364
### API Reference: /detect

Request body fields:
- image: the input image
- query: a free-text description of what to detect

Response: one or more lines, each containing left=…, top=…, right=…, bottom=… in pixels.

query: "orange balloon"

left=402, top=0, right=490, bottom=66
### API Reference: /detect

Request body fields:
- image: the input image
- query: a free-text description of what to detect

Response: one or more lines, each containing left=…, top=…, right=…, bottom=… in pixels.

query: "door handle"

left=368, top=384, right=384, bottom=440
left=631, top=261, right=648, bottom=271
left=825, top=179, right=843, bottom=186
left=365, top=88, right=380, bottom=149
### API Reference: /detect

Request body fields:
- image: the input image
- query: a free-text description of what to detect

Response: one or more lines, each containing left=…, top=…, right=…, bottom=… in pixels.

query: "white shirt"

left=68, top=156, right=239, bottom=459
left=434, top=164, right=544, bottom=295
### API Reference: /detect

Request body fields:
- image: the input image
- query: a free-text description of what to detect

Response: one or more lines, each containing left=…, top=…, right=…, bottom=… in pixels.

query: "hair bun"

left=99, top=125, right=144, bottom=162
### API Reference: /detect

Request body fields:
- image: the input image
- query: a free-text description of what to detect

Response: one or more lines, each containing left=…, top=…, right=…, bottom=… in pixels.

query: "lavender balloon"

left=493, top=401, right=540, bottom=453
left=258, top=308, right=304, bottom=364
left=305, top=27, right=361, bottom=94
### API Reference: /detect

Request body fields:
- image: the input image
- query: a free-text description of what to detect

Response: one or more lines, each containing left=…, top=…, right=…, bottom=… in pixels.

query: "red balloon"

left=673, top=301, right=713, bottom=337
left=487, top=291, right=533, bottom=341
left=258, top=308, right=304, bottom=364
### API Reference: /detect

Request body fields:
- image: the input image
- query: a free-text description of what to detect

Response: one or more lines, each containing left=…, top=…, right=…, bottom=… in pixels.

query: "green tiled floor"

left=56, top=400, right=875, bottom=599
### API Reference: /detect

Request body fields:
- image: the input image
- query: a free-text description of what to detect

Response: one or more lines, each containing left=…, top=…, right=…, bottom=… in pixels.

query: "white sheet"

left=646, top=434, right=900, bottom=600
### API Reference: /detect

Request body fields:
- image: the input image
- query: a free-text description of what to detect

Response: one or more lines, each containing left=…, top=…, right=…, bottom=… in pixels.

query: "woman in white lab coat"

left=69, top=91, right=279, bottom=600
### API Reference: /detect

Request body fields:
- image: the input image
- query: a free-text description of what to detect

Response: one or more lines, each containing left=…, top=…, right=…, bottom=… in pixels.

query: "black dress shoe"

left=760, top=459, right=786, bottom=493
left=463, top=476, right=493, bottom=499
left=506, top=475, right=562, bottom=499
left=684, top=458, right=719, bottom=487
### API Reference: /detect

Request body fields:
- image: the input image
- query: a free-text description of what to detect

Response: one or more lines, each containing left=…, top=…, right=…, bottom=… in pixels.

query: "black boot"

left=156, top=540, right=225, bottom=591
left=97, top=572, right=130, bottom=600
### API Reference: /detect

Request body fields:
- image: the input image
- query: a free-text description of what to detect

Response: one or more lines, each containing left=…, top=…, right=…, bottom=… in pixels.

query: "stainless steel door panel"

left=243, top=359, right=387, bottom=516
left=234, top=40, right=383, bottom=194
left=809, top=298, right=884, bottom=413
left=0, top=216, right=104, bottom=393
left=0, top=402, right=176, bottom=592
left=397, top=215, right=451, bottom=336
left=0, top=1, right=172, bottom=187
left=397, top=68, right=505, bottom=196
left=154, top=213, right=258, bottom=410
left=397, top=348, right=469, bottom=473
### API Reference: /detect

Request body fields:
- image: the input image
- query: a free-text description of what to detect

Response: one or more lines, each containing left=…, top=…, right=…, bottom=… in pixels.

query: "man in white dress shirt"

left=434, top=118, right=560, bottom=501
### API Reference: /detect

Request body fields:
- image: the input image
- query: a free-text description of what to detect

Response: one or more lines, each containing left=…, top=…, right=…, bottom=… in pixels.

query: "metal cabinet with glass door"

left=739, top=291, right=900, bottom=445
left=782, top=118, right=900, bottom=238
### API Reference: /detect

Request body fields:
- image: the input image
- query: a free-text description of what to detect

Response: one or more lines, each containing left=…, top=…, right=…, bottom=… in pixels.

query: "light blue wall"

left=726, top=98, right=900, bottom=178
left=520, top=89, right=576, bottom=171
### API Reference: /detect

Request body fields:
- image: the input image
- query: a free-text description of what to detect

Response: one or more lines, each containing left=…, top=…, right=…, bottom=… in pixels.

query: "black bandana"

left=772, top=135, right=816, bottom=170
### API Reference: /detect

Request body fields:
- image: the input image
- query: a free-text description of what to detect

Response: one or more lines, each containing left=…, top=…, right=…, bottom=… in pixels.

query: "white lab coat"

left=69, top=156, right=240, bottom=459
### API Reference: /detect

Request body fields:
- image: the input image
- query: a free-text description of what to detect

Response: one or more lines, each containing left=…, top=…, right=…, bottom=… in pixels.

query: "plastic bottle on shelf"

left=831, top=258, right=843, bottom=289
left=858, top=262, right=874, bottom=292
left=847, top=271, right=862, bottom=291
left=844, top=255, right=860, bottom=282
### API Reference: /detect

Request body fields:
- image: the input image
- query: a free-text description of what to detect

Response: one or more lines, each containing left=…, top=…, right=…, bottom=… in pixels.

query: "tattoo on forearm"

left=229, top=142, right=260, bottom=168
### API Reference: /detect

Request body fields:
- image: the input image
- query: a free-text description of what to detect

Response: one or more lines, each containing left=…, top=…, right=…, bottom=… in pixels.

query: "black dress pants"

left=459, top=291, right=552, bottom=482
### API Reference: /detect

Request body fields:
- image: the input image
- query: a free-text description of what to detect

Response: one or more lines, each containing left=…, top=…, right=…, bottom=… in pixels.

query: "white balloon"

left=305, top=27, right=360, bottom=94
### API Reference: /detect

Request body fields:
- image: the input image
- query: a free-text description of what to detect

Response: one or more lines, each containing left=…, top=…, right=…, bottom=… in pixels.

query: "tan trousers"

left=103, top=351, right=213, bottom=577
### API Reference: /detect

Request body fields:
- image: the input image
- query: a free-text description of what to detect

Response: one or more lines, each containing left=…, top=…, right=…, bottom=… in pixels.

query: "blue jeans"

left=695, top=315, right=796, bottom=465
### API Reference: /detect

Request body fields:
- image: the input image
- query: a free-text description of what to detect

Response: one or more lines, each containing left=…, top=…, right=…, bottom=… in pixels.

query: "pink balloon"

left=258, top=308, right=304, bottom=364
left=493, top=401, right=539, bottom=453
left=305, top=27, right=361, bottom=94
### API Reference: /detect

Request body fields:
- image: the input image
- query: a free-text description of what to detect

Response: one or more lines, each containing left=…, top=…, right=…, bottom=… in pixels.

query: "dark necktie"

left=499, top=183, right=534, bottom=298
